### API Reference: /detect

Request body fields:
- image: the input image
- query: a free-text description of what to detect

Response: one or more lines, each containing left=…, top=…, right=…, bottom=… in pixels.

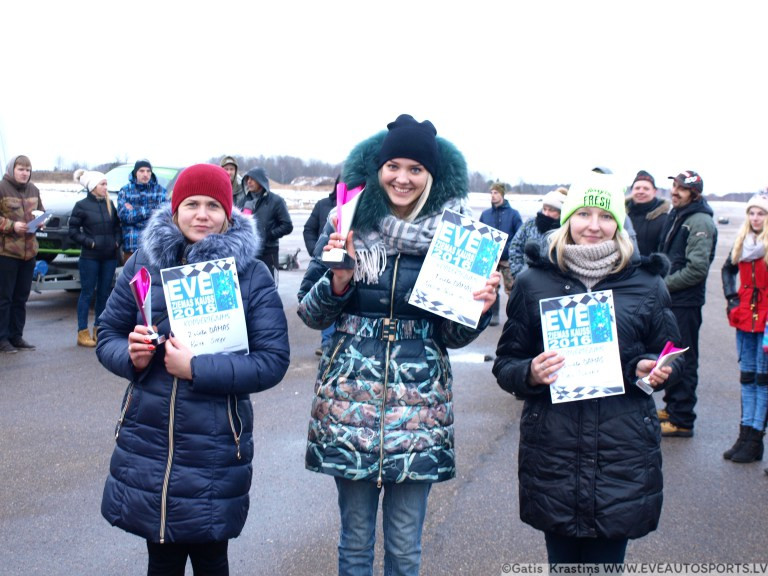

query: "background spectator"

left=69, top=169, right=121, bottom=347
left=117, top=159, right=167, bottom=264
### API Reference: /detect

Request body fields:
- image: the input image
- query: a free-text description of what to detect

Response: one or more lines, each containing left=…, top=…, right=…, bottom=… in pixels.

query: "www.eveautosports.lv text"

left=500, top=564, right=768, bottom=575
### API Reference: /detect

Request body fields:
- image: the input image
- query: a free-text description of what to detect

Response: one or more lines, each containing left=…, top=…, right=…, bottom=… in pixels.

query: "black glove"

left=726, top=297, right=739, bottom=314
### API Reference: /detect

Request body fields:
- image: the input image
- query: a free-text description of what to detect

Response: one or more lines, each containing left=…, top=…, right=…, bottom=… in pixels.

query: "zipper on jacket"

left=227, top=394, right=243, bottom=460
left=321, top=335, right=347, bottom=386
left=114, top=382, right=135, bottom=440
left=159, top=377, right=179, bottom=544
left=377, top=255, right=401, bottom=488
left=750, top=261, right=759, bottom=331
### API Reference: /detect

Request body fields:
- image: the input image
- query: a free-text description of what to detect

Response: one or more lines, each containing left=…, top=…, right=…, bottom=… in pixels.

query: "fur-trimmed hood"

left=342, top=130, right=469, bottom=233
left=523, top=237, right=671, bottom=278
left=139, top=205, right=261, bottom=272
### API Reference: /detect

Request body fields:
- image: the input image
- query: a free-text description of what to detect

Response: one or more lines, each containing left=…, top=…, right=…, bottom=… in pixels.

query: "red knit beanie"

left=171, top=164, right=233, bottom=218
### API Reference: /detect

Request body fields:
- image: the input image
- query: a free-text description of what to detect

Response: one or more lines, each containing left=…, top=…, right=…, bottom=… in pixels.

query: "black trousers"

left=258, top=249, right=278, bottom=281
left=146, top=540, right=229, bottom=576
left=544, top=532, right=628, bottom=563
left=0, top=255, right=35, bottom=341
left=663, top=306, right=703, bottom=429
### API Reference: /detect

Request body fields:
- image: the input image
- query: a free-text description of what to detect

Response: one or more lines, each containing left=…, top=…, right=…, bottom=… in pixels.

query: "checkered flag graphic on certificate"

left=411, top=288, right=475, bottom=326
left=544, top=291, right=611, bottom=312
left=177, top=259, right=235, bottom=278
left=551, top=383, right=625, bottom=402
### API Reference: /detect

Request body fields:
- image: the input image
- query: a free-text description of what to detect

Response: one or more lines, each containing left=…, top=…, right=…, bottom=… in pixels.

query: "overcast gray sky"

left=1, top=0, right=766, bottom=195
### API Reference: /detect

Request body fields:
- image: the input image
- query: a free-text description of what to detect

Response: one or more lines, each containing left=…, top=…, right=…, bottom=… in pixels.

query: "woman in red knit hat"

left=97, top=164, right=290, bottom=575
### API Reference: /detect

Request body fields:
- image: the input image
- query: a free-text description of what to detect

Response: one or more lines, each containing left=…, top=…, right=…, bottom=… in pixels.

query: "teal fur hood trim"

left=342, top=130, right=469, bottom=234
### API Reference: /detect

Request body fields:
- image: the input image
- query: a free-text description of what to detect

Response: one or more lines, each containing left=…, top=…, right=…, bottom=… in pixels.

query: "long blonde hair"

left=93, top=178, right=113, bottom=218
left=548, top=220, right=635, bottom=274
left=731, top=211, right=768, bottom=263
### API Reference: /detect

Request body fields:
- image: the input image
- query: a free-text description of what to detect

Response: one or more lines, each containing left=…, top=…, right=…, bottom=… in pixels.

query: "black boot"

left=731, top=428, right=763, bottom=463
left=723, top=424, right=749, bottom=460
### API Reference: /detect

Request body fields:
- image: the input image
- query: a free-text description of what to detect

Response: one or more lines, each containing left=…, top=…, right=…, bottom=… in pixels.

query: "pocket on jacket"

left=520, top=406, right=543, bottom=444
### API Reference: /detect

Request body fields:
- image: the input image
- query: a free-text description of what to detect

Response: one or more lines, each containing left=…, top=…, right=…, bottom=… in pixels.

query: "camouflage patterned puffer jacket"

left=297, top=128, right=491, bottom=486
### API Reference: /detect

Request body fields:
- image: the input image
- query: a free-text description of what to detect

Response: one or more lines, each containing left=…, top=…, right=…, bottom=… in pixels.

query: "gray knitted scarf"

left=345, top=197, right=468, bottom=284
left=562, top=240, right=620, bottom=290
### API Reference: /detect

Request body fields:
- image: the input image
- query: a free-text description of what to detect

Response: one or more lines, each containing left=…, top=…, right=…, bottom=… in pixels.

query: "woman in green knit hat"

left=493, top=170, right=683, bottom=563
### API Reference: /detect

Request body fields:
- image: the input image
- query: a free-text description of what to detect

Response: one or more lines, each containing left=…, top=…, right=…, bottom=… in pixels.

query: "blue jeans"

left=335, top=478, right=431, bottom=576
left=321, top=323, right=335, bottom=348
left=736, top=330, right=768, bottom=430
left=77, top=257, right=117, bottom=331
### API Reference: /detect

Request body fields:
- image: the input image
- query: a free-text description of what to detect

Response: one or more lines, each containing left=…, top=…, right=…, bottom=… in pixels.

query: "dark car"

left=36, top=164, right=182, bottom=261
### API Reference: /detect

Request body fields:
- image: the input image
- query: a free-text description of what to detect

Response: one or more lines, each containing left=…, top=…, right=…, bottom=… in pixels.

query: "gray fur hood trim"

left=342, top=130, right=469, bottom=233
left=139, top=205, right=261, bottom=272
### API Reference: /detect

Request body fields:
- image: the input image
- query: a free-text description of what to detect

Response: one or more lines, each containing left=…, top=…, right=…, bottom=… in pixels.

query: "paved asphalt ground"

left=2, top=202, right=767, bottom=575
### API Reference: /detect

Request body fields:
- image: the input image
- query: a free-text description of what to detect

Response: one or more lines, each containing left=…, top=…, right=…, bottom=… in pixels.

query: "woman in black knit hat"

left=297, top=114, right=500, bottom=575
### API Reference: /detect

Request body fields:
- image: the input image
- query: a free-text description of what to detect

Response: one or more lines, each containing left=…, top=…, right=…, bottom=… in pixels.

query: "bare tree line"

left=60, top=154, right=565, bottom=194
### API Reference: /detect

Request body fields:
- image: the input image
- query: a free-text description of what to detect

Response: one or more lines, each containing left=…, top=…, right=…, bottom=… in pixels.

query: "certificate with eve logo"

left=539, top=290, right=623, bottom=404
left=410, top=209, right=507, bottom=329
left=160, top=257, right=249, bottom=355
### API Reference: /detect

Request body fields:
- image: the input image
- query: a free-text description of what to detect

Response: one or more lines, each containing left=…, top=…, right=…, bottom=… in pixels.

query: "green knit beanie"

left=561, top=172, right=626, bottom=231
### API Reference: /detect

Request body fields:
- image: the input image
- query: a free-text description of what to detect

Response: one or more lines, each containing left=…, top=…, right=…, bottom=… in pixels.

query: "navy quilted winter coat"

left=97, top=206, right=290, bottom=543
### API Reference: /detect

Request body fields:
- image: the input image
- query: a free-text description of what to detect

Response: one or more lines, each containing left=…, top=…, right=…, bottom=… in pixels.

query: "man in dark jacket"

left=657, top=170, right=717, bottom=437
left=626, top=170, right=670, bottom=259
left=303, top=178, right=337, bottom=258
left=302, top=177, right=338, bottom=354
left=479, top=182, right=522, bottom=325
left=237, top=167, right=293, bottom=279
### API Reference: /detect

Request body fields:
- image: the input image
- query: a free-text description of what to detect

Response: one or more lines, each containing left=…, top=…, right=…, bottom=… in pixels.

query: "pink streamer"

left=129, top=267, right=152, bottom=327
left=335, top=182, right=364, bottom=231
